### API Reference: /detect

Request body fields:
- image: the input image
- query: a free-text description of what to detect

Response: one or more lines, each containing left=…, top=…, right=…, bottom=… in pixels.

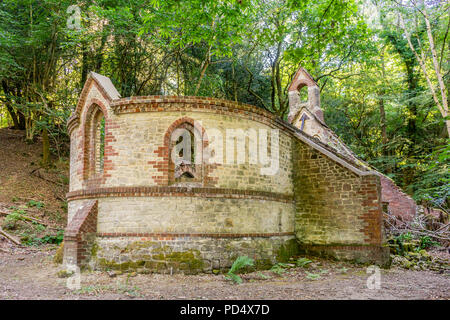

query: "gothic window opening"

left=84, top=105, right=106, bottom=180
left=95, top=117, right=105, bottom=173
left=169, top=121, right=203, bottom=185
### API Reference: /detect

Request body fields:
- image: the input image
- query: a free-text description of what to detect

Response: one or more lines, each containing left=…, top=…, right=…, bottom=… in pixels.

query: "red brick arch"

left=81, top=100, right=109, bottom=185
left=152, top=117, right=215, bottom=186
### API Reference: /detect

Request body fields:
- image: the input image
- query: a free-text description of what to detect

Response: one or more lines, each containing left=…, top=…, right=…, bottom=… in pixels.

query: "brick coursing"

left=152, top=116, right=214, bottom=186
left=79, top=99, right=118, bottom=189
left=380, top=175, right=417, bottom=220
left=97, top=232, right=294, bottom=238
left=66, top=186, right=294, bottom=203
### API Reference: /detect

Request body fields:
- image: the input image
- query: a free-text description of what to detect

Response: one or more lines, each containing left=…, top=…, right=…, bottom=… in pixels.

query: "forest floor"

left=0, top=128, right=68, bottom=227
left=0, top=244, right=449, bottom=300
left=0, top=127, right=449, bottom=300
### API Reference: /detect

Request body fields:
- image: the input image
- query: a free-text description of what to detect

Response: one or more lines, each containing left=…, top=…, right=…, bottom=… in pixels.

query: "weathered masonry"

left=64, top=68, right=394, bottom=272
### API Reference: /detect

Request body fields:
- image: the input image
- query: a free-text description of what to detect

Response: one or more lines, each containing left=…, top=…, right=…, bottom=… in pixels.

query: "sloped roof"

left=74, top=72, right=121, bottom=116
left=68, top=73, right=121, bottom=134
left=90, top=72, right=121, bottom=101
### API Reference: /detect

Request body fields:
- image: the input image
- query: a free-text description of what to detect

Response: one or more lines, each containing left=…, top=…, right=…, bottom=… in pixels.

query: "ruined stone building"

left=63, top=67, right=419, bottom=272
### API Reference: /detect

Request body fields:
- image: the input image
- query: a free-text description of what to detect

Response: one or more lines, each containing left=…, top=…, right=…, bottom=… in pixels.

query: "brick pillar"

left=63, top=200, right=98, bottom=269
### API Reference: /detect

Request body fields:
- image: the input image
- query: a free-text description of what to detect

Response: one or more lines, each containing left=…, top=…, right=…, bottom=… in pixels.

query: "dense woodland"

left=0, top=0, right=448, bottom=212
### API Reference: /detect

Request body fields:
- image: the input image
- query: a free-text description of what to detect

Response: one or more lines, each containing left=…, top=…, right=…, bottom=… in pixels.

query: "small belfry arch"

left=83, top=103, right=106, bottom=181
left=287, top=67, right=323, bottom=124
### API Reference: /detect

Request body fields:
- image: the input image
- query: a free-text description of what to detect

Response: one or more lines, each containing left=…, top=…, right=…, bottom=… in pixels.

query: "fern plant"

left=296, top=258, right=312, bottom=268
left=225, top=256, right=254, bottom=284
left=270, top=263, right=290, bottom=275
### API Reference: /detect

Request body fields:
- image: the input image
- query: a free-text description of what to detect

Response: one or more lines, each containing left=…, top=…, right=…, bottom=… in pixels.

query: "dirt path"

left=0, top=247, right=448, bottom=300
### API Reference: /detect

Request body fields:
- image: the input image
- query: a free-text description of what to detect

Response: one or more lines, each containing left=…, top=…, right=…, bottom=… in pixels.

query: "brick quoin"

left=359, top=175, right=384, bottom=245
left=63, top=200, right=98, bottom=268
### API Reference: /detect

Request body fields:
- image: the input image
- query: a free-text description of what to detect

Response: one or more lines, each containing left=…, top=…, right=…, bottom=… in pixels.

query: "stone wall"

left=93, top=235, right=298, bottom=273
left=96, top=197, right=294, bottom=234
left=86, top=110, right=293, bottom=193
left=67, top=95, right=296, bottom=225
left=292, top=140, right=389, bottom=265
left=380, top=175, right=417, bottom=221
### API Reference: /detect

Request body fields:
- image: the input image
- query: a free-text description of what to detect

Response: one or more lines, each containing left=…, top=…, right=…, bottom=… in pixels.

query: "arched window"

left=168, top=121, right=203, bottom=185
left=83, top=104, right=105, bottom=180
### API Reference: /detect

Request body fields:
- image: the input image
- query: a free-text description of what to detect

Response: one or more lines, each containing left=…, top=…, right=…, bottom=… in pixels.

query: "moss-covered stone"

left=122, top=241, right=159, bottom=253
left=57, top=269, right=74, bottom=278
left=53, top=242, right=64, bottom=264
left=96, top=248, right=204, bottom=273
left=276, top=239, right=299, bottom=262
left=90, top=242, right=99, bottom=258
left=253, top=258, right=273, bottom=270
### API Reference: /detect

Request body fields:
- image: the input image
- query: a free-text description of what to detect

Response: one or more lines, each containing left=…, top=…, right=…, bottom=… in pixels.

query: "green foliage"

left=257, top=271, right=271, bottom=280
left=270, top=263, right=290, bottom=275
left=417, top=236, right=439, bottom=251
left=225, top=256, right=254, bottom=284
left=396, top=232, right=413, bottom=243
left=392, top=232, right=439, bottom=255
left=338, top=267, right=348, bottom=274
left=305, top=272, right=321, bottom=280
left=0, top=0, right=447, bottom=205
left=27, top=200, right=44, bottom=209
left=21, top=229, right=64, bottom=246
left=40, top=230, right=65, bottom=245
left=4, top=211, right=22, bottom=223
left=296, top=257, right=312, bottom=268
left=411, top=141, right=450, bottom=211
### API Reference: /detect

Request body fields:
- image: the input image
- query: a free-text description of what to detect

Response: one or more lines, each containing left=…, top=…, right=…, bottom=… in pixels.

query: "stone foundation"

left=299, top=244, right=390, bottom=267
left=91, top=235, right=299, bottom=273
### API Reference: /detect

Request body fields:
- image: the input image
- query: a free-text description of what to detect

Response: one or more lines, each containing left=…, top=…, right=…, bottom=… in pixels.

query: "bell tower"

left=287, top=67, right=325, bottom=140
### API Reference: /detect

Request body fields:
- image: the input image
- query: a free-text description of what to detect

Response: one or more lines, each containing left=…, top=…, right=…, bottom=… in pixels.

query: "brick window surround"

left=82, top=102, right=108, bottom=188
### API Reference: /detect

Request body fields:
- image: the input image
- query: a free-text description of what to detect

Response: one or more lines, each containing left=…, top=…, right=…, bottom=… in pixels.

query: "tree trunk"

left=232, top=62, right=238, bottom=102
left=42, top=126, right=50, bottom=167
left=194, top=46, right=211, bottom=96
left=379, top=93, right=388, bottom=149
left=5, top=104, right=20, bottom=130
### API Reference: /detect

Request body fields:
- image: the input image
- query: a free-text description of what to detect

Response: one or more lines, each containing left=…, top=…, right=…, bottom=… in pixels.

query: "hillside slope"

left=0, top=128, right=68, bottom=247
